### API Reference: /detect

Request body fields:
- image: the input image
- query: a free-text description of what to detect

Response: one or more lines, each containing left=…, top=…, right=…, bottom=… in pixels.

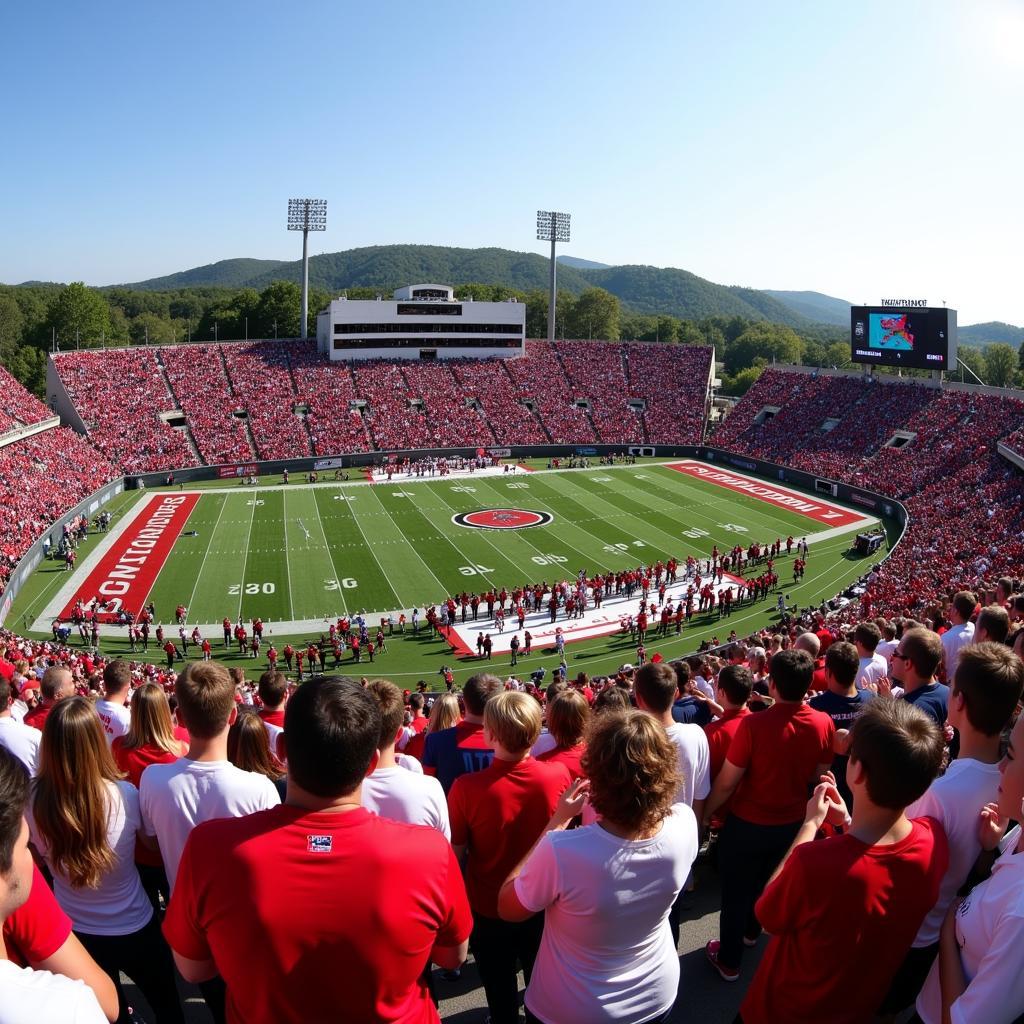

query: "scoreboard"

left=850, top=306, right=957, bottom=371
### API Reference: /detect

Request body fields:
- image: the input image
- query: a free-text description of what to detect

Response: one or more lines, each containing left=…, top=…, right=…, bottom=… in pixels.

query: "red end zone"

left=667, top=461, right=866, bottom=527
left=60, top=493, right=199, bottom=621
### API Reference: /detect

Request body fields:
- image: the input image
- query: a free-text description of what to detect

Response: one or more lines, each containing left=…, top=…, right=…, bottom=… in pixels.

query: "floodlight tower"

left=537, top=210, right=570, bottom=343
left=287, top=198, right=328, bottom=338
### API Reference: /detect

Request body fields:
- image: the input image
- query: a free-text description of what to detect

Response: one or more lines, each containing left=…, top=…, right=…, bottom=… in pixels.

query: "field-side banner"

left=217, top=464, right=260, bottom=479
left=59, top=494, right=199, bottom=620
left=667, top=461, right=866, bottom=527
left=314, top=458, right=346, bottom=470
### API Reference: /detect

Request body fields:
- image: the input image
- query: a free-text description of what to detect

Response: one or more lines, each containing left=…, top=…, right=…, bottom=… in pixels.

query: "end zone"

left=55, top=493, right=199, bottom=622
left=667, top=461, right=871, bottom=528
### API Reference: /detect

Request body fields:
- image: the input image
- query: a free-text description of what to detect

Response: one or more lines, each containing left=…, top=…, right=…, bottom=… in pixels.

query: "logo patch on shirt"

left=307, top=834, right=333, bottom=854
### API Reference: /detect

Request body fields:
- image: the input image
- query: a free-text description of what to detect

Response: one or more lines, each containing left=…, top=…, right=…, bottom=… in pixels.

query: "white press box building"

left=316, top=284, right=526, bottom=361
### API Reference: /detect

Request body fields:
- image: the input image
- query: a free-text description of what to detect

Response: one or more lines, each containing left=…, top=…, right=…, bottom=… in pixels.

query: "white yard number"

left=506, top=482, right=529, bottom=489
left=590, top=476, right=612, bottom=482
left=531, top=554, right=568, bottom=566
left=603, top=543, right=630, bottom=553
left=682, top=526, right=710, bottom=539
left=634, top=474, right=649, bottom=479
left=246, top=499, right=264, bottom=506
left=720, top=523, right=749, bottom=533
left=332, top=494, right=356, bottom=501
left=451, top=486, right=477, bottom=493
left=229, top=583, right=276, bottom=595
left=458, top=564, right=494, bottom=576
left=391, top=491, right=414, bottom=498
left=325, top=578, right=358, bottom=590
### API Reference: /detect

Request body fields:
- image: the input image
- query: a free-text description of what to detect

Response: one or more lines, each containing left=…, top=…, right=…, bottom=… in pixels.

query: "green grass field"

left=13, top=462, right=885, bottom=683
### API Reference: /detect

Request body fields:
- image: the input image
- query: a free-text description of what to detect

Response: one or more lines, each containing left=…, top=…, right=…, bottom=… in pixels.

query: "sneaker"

left=705, top=940, right=740, bottom=982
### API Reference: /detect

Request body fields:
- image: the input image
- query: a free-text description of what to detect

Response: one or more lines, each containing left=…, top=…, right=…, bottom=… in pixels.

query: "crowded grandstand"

left=2, top=323, right=1024, bottom=1024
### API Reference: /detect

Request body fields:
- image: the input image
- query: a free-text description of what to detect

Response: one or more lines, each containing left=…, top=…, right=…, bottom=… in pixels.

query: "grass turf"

left=10, top=463, right=885, bottom=685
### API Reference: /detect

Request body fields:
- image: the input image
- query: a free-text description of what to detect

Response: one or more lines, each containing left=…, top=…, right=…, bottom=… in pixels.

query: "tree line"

left=0, top=280, right=1021, bottom=398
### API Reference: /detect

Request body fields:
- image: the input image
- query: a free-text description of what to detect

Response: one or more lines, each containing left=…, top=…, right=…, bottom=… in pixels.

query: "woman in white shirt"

left=917, top=707, right=1024, bottom=1024
left=497, top=708, right=699, bottom=1024
left=28, top=697, right=184, bottom=1024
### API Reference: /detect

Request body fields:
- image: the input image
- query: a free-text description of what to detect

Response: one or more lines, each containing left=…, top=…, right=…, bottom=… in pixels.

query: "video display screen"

left=850, top=306, right=956, bottom=370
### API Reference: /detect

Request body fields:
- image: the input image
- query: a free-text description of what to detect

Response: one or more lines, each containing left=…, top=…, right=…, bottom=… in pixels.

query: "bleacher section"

left=51, top=340, right=715, bottom=468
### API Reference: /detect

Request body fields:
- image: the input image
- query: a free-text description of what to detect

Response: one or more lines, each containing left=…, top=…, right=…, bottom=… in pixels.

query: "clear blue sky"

left=3, top=0, right=1022, bottom=325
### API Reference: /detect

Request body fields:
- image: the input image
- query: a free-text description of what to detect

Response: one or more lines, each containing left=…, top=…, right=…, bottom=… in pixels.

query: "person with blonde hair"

left=404, top=691, right=459, bottom=762
left=499, top=709, right=698, bottom=1023
left=111, top=683, right=187, bottom=913
left=27, top=697, right=184, bottom=1023
left=449, top=691, right=572, bottom=1024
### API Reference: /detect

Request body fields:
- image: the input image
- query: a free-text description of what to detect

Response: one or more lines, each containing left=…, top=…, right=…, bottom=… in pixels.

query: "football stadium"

left=3, top=5, right=1024, bottom=1024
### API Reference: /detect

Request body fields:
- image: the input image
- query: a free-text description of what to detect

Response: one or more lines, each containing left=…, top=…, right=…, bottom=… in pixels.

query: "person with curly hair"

left=497, top=709, right=699, bottom=1024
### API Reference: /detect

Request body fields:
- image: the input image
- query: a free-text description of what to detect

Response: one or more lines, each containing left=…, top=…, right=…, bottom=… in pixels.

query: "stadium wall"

left=0, top=416, right=61, bottom=452
left=0, top=476, right=126, bottom=627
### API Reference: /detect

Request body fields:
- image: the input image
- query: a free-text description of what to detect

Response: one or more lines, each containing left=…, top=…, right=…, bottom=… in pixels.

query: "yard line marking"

left=309, top=490, right=348, bottom=617
left=365, top=485, right=450, bottom=600
left=341, top=489, right=403, bottom=611
left=184, top=494, right=229, bottom=617
left=237, top=491, right=258, bottom=621
left=283, top=489, right=296, bottom=621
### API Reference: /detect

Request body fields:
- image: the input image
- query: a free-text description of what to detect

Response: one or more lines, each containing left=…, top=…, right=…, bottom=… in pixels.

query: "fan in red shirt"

left=163, top=677, right=471, bottom=1024
left=703, top=665, right=753, bottom=825
left=22, top=666, right=74, bottom=732
left=702, top=649, right=835, bottom=981
left=739, top=700, right=949, bottom=1024
left=535, top=689, right=589, bottom=781
left=256, top=671, right=287, bottom=730
left=448, top=691, right=572, bottom=1024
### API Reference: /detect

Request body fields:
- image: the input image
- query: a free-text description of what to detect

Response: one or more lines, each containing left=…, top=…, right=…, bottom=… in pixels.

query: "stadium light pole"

left=537, top=210, right=570, bottom=343
left=288, top=198, right=328, bottom=339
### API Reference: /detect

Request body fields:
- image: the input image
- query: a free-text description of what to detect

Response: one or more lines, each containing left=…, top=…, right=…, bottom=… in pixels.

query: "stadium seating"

left=52, top=349, right=198, bottom=473
left=220, top=342, right=313, bottom=460
left=161, top=345, right=256, bottom=465
left=52, top=340, right=715, bottom=466
left=0, top=364, right=54, bottom=433
left=0, top=427, right=116, bottom=595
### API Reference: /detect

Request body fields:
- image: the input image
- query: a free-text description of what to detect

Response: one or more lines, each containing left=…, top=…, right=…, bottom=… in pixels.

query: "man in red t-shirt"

left=163, top=677, right=471, bottom=1024
left=23, top=666, right=74, bottom=732
left=448, top=691, right=572, bottom=1024
left=702, top=649, right=835, bottom=980
left=703, top=664, right=753, bottom=819
left=739, top=700, right=948, bottom=1024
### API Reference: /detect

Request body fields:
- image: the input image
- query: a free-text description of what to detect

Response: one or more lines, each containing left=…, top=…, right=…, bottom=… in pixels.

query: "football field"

left=22, top=460, right=881, bottom=680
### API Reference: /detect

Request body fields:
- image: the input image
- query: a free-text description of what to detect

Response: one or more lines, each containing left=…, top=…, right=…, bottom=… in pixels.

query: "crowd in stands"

left=289, top=342, right=372, bottom=456
left=0, top=365, right=54, bottom=434
left=449, top=359, right=550, bottom=445
left=53, top=350, right=197, bottom=474
left=51, top=340, right=715, bottom=469
left=0, top=429, right=115, bottom=596
left=160, top=346, right=255, bottom=466
left=3, top=575, right=1024, bottom=1023
left=627, top=344, right=713, bottom=445
left=220, top=343, right=312, bottom=461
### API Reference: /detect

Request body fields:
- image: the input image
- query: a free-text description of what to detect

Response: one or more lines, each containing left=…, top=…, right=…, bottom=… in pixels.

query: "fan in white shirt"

left=882, top=642, right=1024, bottom=1017
left=917, top=702, right=1024, bottom=1024
left=363, top=681, right=450, bottom=838
left=94, top=660, right=133, bottom=745
left=0, top=747, right=109, bottom=1024
left=0, top=679, right=40, bottom=776
left=941, top=592, right=977, bottom=678
left=139, top=663, right=280, bottom=893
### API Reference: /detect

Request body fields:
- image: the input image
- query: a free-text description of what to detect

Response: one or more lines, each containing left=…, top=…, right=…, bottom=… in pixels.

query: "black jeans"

left=717, top=813, right=801, bottom=971
left=471, top=912, right=544, bottom=1024
left=78, top=913, right=184, bottom=1024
